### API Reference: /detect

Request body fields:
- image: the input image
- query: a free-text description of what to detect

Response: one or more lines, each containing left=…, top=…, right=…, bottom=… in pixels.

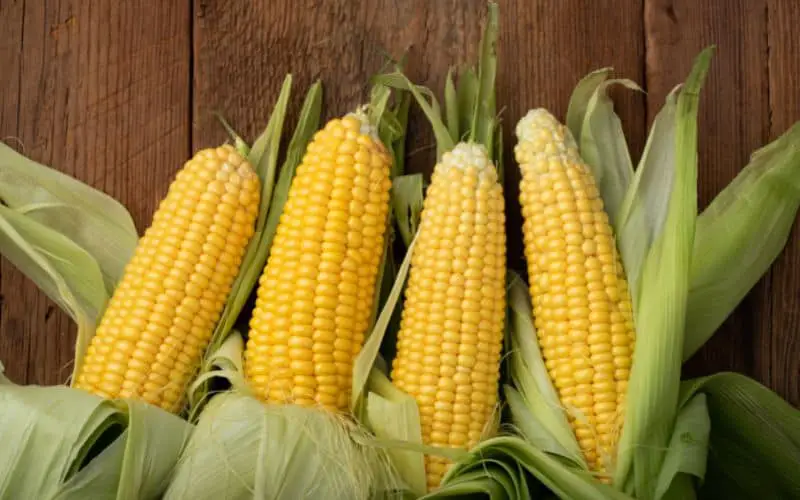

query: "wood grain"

left=192, top=0, right=487, bottom=170
left=645, top=0, right=772, bottom=382
left=193, top=0, right=645, bottom=274
left=0, top=0, right=798, bottom=403
left=765, top=0, right=800, bottom=406
left=498, top=0, right=646, bottom=272
left=0, top=0, right=191, bottom=385
left=0, top=0, right=29, bottom=383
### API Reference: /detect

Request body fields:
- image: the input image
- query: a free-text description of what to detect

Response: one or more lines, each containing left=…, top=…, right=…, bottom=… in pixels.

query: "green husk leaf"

left=368, top=83, right=393, bottom=132
left=0, top=143, right=138, bottom=292
left=653, top=394, right=710, bottom=500
left=504, top=386, right=576, bottom=465
left=202, top=81, right=321, bottom=366
left=110, top=401, right=192, bottom=500
left=373, top=73, right=454, bottom=158
left=426, top=467, right=514, bottom=499
left=0, top=205, right=107, bottom=381
left=389, top=92, right=412, bottom=179
left=165, top=392, right=400, bottom=500
left=257, top=80, right=323, bottom=264
left=616, top=89, right=678, bottom=305
left=248, top=75, right=293, bottom=216
left=579, top=79, right=641, bottom=225
left=495, top=123, right=504, bottom=186
left=53, top=435, right=127, bottom=500
left=456, top=68, right=479, bottom=143
left=186, top=331, right=248, bottom=418
left=365, top=370, right=427, bottom=497
left=0, top=386, right=117, bottom=497
left=444, top=69, right=459, bottom=143
left=378, top=172, right=423, bottom=364
left=566, top=68, right=612, bottom=143
left=614, top=47, right=713, bottom=496
left=369, top=83, right=410, bottom=358
left=0, top=386, right=190, bottom=500
left=440, top=436, right=631, bottom=500
left=352, top=233, right=417, bottom=412
left=683, top=121, right=800, bottom=360
left=392, top=174, right=424, bottom=247
left=679, top=373, right=800, bottom=499
left=505, top=272, right=585, bottom=466
left=470, top=1, right=499, bottom=151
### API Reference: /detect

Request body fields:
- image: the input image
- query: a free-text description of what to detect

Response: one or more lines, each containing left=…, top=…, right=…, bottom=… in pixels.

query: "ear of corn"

left=514, top=108, right=635, bottom=476
left=244, top=111, right=393, bottom=412
left=390, top=142, right=506, bottom=490
left=73, top=145, right=260, bottom=413
left=369, top=3, right=505, bottom=491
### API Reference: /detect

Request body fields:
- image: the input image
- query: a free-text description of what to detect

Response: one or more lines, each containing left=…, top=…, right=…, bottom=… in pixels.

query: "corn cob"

left=74, top=145, right=260, bottom=413
left=390, top=143, right=506, bottom=490
left=514, top=109, right=635, bottom=475
left=244, top=111, right=393, bottom=412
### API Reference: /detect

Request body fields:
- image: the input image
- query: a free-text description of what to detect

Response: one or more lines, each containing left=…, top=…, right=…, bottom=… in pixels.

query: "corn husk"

left=501, top=44, right=711, bottom=500
left=163, top=337, right=402, bottom=500
left=0, top=203, right=107, bottom=380
left=0, top=378, right=190, bottom=499
left=683, top=122, right=800, bottom=360
left=0, top=77, right=312, bottom=498
left=679, top=373, right=800, bottom=498
left=0, top=143, right=138, bottom=292
left=613, top=49, right=711, bottom=495
left=0, top=140, right=138, bottom=380
left=448, top=276, right=705, bottom=500
left=503, top=42, right=800, bottom=500
left=566, top=70, right=641, bottom=224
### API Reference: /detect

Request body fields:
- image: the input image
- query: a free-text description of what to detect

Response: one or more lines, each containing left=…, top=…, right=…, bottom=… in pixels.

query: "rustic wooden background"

left=0, top=0, right=798, bottom=406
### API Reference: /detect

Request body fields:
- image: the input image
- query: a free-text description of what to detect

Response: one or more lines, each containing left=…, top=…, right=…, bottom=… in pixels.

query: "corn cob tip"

left=345, top=106, right=378, bottom=138
left=439, top=142, right=494, bottom=177
left=514, top=109, right=579, bottom=157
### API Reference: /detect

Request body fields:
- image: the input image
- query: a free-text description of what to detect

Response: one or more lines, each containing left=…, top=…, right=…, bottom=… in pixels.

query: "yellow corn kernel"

left=73, top=145, right=260, bottom=413
left=390, top=143, right=506, bottom=491
left=245, top=112, right=393, bottom=412
left=514, top=108, right=635, bottom=477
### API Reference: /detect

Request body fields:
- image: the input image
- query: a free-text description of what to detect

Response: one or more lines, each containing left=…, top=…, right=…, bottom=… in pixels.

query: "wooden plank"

left=499, top=0, right=645, bottom=273
left=766, top=0, right=800, bottom=406
left=193, top=0, right=645, bottom=274
left=193, top=0, right=484, bottom=162
left=644, top=0, right=771, bottom=380
left=2, top=0, right=191, bottom=385
left=0, top=0, right=29, bottom=383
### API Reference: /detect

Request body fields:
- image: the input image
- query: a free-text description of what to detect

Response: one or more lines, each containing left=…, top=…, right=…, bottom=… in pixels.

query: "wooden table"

left=1, top=0, right=798, bottom=406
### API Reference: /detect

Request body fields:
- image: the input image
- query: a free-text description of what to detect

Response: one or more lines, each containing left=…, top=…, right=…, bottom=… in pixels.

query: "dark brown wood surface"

left=0, top=0, right=798, bottom=406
